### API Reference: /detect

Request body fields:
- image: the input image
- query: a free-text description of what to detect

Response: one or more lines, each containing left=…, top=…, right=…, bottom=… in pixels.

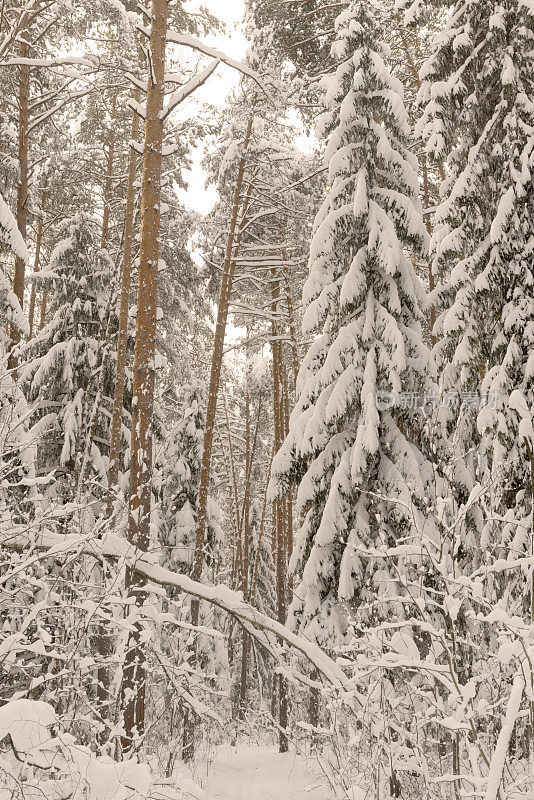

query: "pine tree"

left=271, top=0, right=436, bottom=649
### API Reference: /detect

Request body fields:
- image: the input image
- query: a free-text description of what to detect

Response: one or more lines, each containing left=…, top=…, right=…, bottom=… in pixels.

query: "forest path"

left=200, top=744, right=333, bottom=799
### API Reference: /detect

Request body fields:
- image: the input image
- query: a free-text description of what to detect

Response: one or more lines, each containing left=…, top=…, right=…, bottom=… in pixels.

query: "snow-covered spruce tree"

left=408, top=0, right=534, bottom=776
left=0, top=193, right=29, bottom=350
left=395, top=0, right=448, bottom=26
left=0, top=198, right=54, bottom=708
left=158, top=379, right=223, bottom=578
left=271, top=0, right=437, bottom=650
left=20, top=214, right=114, bottom=486
left=420, top=0, right=534, bottom=564
left=0, top=193, right=33, bottom=527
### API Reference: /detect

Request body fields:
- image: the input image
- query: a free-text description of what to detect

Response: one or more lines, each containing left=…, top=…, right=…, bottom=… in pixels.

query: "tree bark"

left=27, top=190, right=46, bottom=339
left=223, top=389, right=242, bottom=569
left=39, top=290, right=47, bottom=329
left=282, top=365, right=293, bottom=600
left=119, top=0, right=167, bottom=755
left=271, top=269, right=288, bottom=753
left=238, top=336, right=251, bottom=722
left=250, top=449, right=273, bottom=605
left=283, top=265, right=300, bottom=390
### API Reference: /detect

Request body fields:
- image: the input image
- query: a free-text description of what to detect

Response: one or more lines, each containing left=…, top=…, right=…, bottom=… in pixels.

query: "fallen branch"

left=1, top=527, right=352, bottom=695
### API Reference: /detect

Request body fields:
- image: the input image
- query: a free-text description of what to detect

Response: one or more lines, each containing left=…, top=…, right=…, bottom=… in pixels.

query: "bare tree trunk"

left=39, top=290, right=47, bottom=329
left=119, top=0, right=167, bottom=755
left=309, top=668, right=320, bottom=737
left=9, top=32, right=30, bottom=372
left=250, top=447, right=273, bottom=604
left=271, top=269, right=288, bottom=753
left=283, top=265, right=299, bottom=390
left=183, top=118, right=254, bottom=762
left=282, top=366, right=293, bottom=602
left=223, top=389, right=242, bottom=558
left=27, top=190, right=46, bottom=339
left=238, top=336, right=251, bottom=722
left=217, top=423, right=240, bottom=594
left=106, top=89, right=141, bottom=518
left=191, top=113, right=254, bottom=595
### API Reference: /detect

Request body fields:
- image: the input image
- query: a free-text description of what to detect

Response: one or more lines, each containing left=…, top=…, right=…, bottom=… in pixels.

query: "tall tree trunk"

left=283, top=265, right=299, bottom=390
left=9, top=33, right=30, bottom=372
left=281, top=365, right=293, bottom=602
left=223, top=389, right=242, bottom=563
left=27, top=190, right=46, bottom=339
left=93, top=90, right=135, bottom=718
left=278, top=221, right=298, bottom=390
left=309, top=669, right=320, bottom=742
left=119, top=0, right=167, bottom=755
left=250, top=449, right=273, bottom=605
left=238, top=336, right=251, bottom=722
left=183, top=115, right=254, bottom=762
left=271, top=269, right=288, bottom=753
left=191, top=113, right=254, bottom=594
left=39, top=290, right=47, bottom=329
left=106, top=89, right=141, bottom=518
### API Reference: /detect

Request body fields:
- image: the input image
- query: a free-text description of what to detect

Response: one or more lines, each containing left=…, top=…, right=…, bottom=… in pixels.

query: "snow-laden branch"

left=28, top=88, right=92, bottom=133
left=0, top=55, right=97, bottom=68
left=0, top=194, right=30, bottom=264
left=124, top=72, right=148, bottom=92
left=1, top=528, right=351, bottom=695
left=483, top=673, right=524, bottom=800
left=237, top=207, right=279, bottom=236
left=127, top=97, right=147, bottom=119
left=160, top=58, right=221, bottom=121
left=140, top=26, right=274, bottom=103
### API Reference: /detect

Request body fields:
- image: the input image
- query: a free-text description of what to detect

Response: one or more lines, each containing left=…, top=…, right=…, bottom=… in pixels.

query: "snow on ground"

left=199, top=745, right=334, bottom=799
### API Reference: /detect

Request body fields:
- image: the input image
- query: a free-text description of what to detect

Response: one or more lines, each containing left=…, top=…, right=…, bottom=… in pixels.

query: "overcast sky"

left=177, top=0, right=248, bottom=214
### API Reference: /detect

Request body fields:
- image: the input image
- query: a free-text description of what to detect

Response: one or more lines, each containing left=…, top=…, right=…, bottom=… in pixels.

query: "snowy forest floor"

left=181, top=744, right=334, bottom=799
